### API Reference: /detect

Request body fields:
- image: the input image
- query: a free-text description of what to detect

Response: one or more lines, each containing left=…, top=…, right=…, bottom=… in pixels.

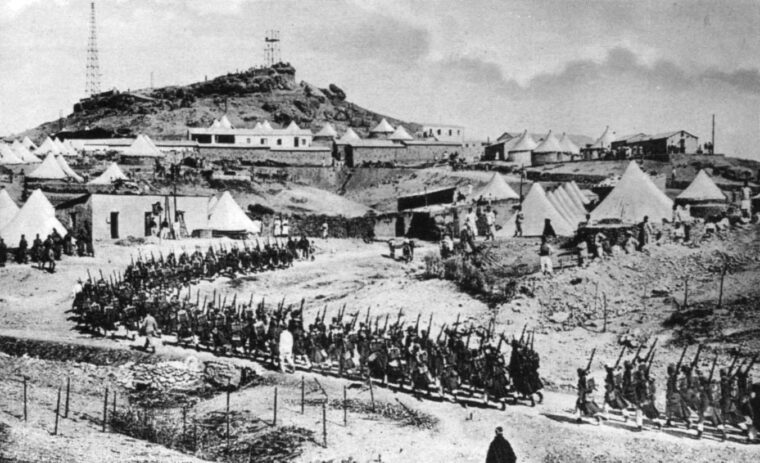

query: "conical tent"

left=219, top=115, right=233, bottom=129
left=338, top=128, right=360, bottom=143
left=37, top=137, right=61, bottom=155
left=370, top=118, right=394, bottom=134
left=547, top=191, right=578, bottom=228
left=0, top=143, right=24, bottom=164
left=677, top=170, right=726, bottom=202
left=476, top=173, right=519, bottom=201
left=260, top=120, right=273, bottom=131
left=22, top=136, right=37, bottom=151
left=88, top=162, right=128, bottom=185
left=206, top=192, right=257, bottom=232
left=0, top=189, right=20, bottom=230
left=55, top=138, right=76, bottom=157
left=0, top=189, right=67, bottom=245
left=27, top=153, right=69, bottom=179
left=569, top=181, right=590, bottom=205
left=533, top=131, right=563, bottom=153
left=590, top=161, right=673, bottom=223
left=315, top=123, right=338, bottom=138
left=389, top=125, right=414, bottom=141
left=561, top=183, right=587, bottom=215
left=555, top=186, right=585, bottom=223
left=590, top=126, right=614, bottom=149
left=63, top=139, right=79, bottom=156
left=122, top=135, right=164, bottom=157
left=55, top=155, right=84, bottom=182
left=210, top=119, right=221, bottom=128
left=54, top=138, right=69, bottom=155
left=558, top=133, right=580, bottom=154
left=12, top=141, right=41, bottom=163
left=508, top=130, right=537, bottom=152
left=498, top=183, right=575, bottom=237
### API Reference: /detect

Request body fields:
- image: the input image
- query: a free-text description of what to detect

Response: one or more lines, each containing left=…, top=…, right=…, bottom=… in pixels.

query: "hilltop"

left=19, top=63, right=420, bottom=142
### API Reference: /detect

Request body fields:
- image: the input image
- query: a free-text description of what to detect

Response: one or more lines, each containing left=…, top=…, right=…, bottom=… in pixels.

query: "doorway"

left=144, top=212, right=153, bottom=237
left=110, top=212, right=119, bottom=239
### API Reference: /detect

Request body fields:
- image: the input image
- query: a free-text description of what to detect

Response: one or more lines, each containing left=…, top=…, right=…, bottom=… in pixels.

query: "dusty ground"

left=1, top=226, right=760, bottom=462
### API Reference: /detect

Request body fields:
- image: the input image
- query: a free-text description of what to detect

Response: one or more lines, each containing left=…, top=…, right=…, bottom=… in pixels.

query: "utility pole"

left=85, top=1, right=101, bottom=96
left=150, top=71, right=154, bottom=89
left=711, top=114, right=715, bottom=154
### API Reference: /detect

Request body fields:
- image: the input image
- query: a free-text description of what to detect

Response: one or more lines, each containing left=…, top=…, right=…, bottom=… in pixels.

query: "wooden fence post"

left=226, top=388, right=231, bottom=452
left=683, top=276, right=689, bottom=309
left=322, top=401, right=327, bottom=448
left=368, top=377, right=376, bottom=413
left=343, top=385, right=347, bottom=426
left=64, top=377, right=70, bottom=418
left=23, top=377, right=28, bottom=422
left=718, top=265, right=726, bottom=309
left=102, top=387, right=108, bottom=432
left=300, top=376, right=305, bottom=415
left=273, top=387, right=278, bottom=426
left=53, top=386, right=61, bottom=436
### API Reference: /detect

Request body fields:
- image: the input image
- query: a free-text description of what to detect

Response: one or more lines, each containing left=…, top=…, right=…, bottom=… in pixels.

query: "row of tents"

left=498, top=161, right=731, bottom=237
left=0, top=140, right=41, bottom=164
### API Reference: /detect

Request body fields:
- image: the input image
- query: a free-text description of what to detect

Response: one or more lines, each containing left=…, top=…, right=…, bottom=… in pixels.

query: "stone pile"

left=128, top=360, right=204, bottom=392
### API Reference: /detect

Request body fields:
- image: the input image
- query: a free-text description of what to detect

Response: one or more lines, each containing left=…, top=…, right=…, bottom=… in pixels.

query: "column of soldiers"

left=71, top=247, right=544, bottom=408
left=576, top=343, right=759, bottom=443
left=0, top=228, right=92, bottom=271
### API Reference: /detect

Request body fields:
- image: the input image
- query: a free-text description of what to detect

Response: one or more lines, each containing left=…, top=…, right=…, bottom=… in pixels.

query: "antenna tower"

left=264, top=30, right=281, bottom=67
left=85, top=1, right=101, bottom=96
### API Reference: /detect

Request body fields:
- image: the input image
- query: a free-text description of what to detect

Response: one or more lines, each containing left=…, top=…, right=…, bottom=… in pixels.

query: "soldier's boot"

left=665, top=419, right=673, bottom=428
left=656, top=419, right=663, bottom=431
left=595, top=415, right=602, bottom=426
left=696, top=422, right=704, bottom=440
left=635, top=410, right=643, bottom=432
left=536, top=391, right=543, bottom=404
left=719, top=425, right=727, bottom=442
left=530, top=396, right=536, bottom=407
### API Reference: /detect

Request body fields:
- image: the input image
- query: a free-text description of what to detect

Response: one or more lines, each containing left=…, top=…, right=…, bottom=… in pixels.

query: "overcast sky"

left=1, top=0, right=759, bottom=158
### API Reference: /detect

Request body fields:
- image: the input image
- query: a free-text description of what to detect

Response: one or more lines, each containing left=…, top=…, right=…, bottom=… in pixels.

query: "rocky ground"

left=1, top=225, right=760, bottom=462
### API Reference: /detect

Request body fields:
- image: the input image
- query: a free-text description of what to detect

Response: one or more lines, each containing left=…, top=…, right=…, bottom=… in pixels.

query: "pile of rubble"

left=124, top=358, right=255, bottom=393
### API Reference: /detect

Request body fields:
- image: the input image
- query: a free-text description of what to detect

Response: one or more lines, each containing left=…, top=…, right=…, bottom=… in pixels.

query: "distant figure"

left=485, top=207, right=496, bottom=241
left=538, top=237, right=553, bottom=276
left=141, top=311, right=159, bottom=354
left=273, top=216, right=282, bottom=237
left=321, top=222, right=329, bottom=239
left=740, top=181, right=752, bottom=218
left=441, top=234, right=454, bottom=259
left=485, top=427, right=516, bottom=463
left=541, top=218, right=556, bottom=240
left=513, top=206, right=524, bottom=237
left=577, top=239, right=588, bottom=267
left=278, top=326, right=295, bottom=373
left=159, top=219, right=170, bottom=239
left=282, top=217, right=290, bottom=237
left=638, top=216, right=652, bottom=251
left=0, top=237, right=6, bottom=267
left=593, top=232, right=607, bottom=259
left=466, top=208, right=478, bottom=237
left=16, top=234, right=28, bottom=264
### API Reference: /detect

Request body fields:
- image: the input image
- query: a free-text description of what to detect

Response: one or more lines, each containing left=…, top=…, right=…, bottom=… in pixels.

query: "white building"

left=187, top=120, right=313, bottom=149
left=420, top=123, right=465, bottom=143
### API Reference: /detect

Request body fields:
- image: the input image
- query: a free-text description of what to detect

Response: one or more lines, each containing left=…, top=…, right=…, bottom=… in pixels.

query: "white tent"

left=21, top=136, right=37, bottom=151
left=561, top=183, right=587, bottom=215
left=0, top=189, right=20, bottom=230
left=260, top=120, right=273, bottom=132
left=555, top=186, right=586, bottom=223
left=338, top=128, right=360, bottom=143
left=315, top=123, right=338, bottom=138
left=0, top=189, right=67, bottom=245
left=558, top=133, right=580, bottom=154
left=12, top=141, right=41, bottom=163
left=590, top=126, right=615, bottom=150
left=569, top=181, right=591, bottom=205
left=63, top=139, right=79, bottom=156
left=369, top=118, right=394, bottom=134
left=55, top=155, right=84, bottom=182
left=37, top=137, right=61, bottom=155
left=499, top=183, right=575, bottom=237
left=88, top=162, right=128, bottom=185
left=476, top=173, right=519, bottom=201
left=547, top=190, right=578, bottom=228
left=533, top=131, right=563, bottom=154
left=219, top=115, right=233, bottom=129
left=389, top=125, right=414, bottom=142
left=55, top=138, right=76, bottom=157
left=590, top=161, right=673, bottom=223
left=206, top=191, right=257, bottom=232
left=677, top=170, right=727, bottom=203
left=27, top=153, right=69, bottom=180
left=121, top=135, right=164, bottom=158
left=0, top=143, right=24, bottom=164
left=508, top=130, right=538, bottom=152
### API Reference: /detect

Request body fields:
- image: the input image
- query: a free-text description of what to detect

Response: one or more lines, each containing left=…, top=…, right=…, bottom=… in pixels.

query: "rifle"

left=613, top=345, right=627, bottom=369
left=496, top=332, right=504, bottom=352
left=230, top=294, right=237, bottom=311
left=249, top=293, right=254, bottom=309
left=196, top=291, right=200, bottom=309
left=350, top=312, right=359, bottom=331
left=383, top=313, right=389, bottom=333
left=518, top=324, right=528, bottom=344
left=87, top=269, right=92, bottom=282
left=337, top=304, right=346, bottom=323
left=530, top=330, right=535, bottom=351
left=414, top=313, right=421, bottom=335
left=426, top=313, right=433, bottom=339
left=454, top=313, right=461, bottom=328
left=645, top=338, right=658, bottom=363
left=202, top=296, right=208, bottom=313
left=707, top=354, right=718, bottom=383
left=299, top=298, right=305, bottom=315
left=585, top=348, right=596, bottom=373
left=743, top=353, right=759, bottom=375
left=674, top=345, right=688, bottom=372
left=690, top=344, right=704, bottom=370
left=646, top=347, right=656, bottom=371
left=394, top=308, right=403, bottom=328
left=727, top=353, right=740, bottom=377
left=99, top=269, right=105, bottom=282
left=437, top=324, right=446, bottom=343
left=365, top=306, right=371, bottom=328
left=221, top=294, right=228, bottom=310
left=320, top=305, right=327, bottom=325
left=465, top=324, right=473, bottom=349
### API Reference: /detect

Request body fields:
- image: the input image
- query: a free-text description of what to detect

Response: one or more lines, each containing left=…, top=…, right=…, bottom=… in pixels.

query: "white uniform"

left=278, top=329, right=295, bottom=372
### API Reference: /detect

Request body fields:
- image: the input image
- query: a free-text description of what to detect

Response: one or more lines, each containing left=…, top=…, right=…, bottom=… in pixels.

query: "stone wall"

left=198, top=146, right=334, bottom=166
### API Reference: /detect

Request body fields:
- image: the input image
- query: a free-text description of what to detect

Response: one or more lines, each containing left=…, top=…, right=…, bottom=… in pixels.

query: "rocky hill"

left=20, top=63, right=420, bottom=142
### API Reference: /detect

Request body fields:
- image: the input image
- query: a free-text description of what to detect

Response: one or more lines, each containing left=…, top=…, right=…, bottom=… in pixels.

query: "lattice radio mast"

left=264, top=30, right=281, bottom=67
left=85, top=1, right=101, bottom=96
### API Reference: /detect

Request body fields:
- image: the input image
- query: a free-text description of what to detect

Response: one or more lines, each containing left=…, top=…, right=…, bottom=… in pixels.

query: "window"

left=216, top=134, right=235, bottom=144
left=246, top=138, right=251, bottom=144
left=277, top=138, right=282, bottom=146
left=260, top=138, right=266, bottom=145
left=457, top=130, right=461, bottom=135
left=437, top=129, right=441, bottom=135
left=449, top=130, right=452, bottom=136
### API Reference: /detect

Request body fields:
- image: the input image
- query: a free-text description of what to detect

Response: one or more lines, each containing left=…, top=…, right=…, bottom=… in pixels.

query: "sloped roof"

left=561, top=183, right=587, bottom=214
left=37, top=137, right=61, bottom=155
left=389, top=125, right=414, bottom=141
left=121, top=135, right=164, bottom=157
left=285, top=121, right=301, bottom=133
left=22, top=136, right=37, bottom=151
left=315, top=123, right=338, bottom=138
left=0, top=189, right=67, bottom=245
left=499, top=183, right=575, bottom=237
left=555, top=185, right=586, bottom=223
left=88, top=163, right=129, bottom=185
left=55, top=155, right=83, bottom=182
left=206, top=191, right=257, bottom=232
left=569, top=181, right=591, bottom=205
left=476, top=173, right=519, bottom=201
left=547, top=190, right=578, bottom=228
left=0, top=143, right=23, bottom=164
left=219, top=115, right=233, bottom=129
left=533, top=131, right=563, bottom=153
left=12, top=141, right=41, bottom=163
left=260, top=120, right=273, bottom=131
left=337, top=128, right=361, bottom=143
left=590, top=126, right=615, bottom=149
left=210, top=119, right=221, bottom=128
left=677, top=170, right=726, bottom=202
left=370, top=118, right=394, bottom=134
left=27, top=153, right=69, bottom=179
left=0, top=189, right=20, bottom=230
left=54, top=138, right=70, bottom=156
left=508, top=130, right=538, bottom=152
left=590, top=161, right=673, bottom=223
left=558, top=133, right=580, bottom=154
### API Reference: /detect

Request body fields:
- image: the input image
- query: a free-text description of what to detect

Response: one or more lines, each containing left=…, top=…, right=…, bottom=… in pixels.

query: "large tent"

left=590, top=126, right=615, bottom=150
left=315, top=123, right=338, bottom=138
left=337, top=128, right=360, bottom=143
left=0, top=143, right=24, bottom=164
left=476, top=173, right=519, bottom=201
left=21, top=137, right=37, bottom=151
left=27, top=153, right=70, bottom=180
left=499, top=183, right=575, bottom=237
left=569, top=181, right=590, bottom=205
left=206, top=191, right=257, bottom=232
left=676, top=170, right=726, bottom=203
left=547, top=190, right=579, bottom=228
left=88, top=162, right=128, bottom=185
left=0, top=189, right=67, bottom=245
left=560, top=183, right=587, bottom=216
left=121, top=135, right=164, bottom=158
left=558, top=133, right=580, bottom=155
left=532, top=131, right=563, bottom=153
left=36, top=137, right=61, bottom=155
left=389, top=125, right=414, bottom=142
left=0, top=189, right=20, bottom=230
left=12, top=141, right=41, bottom=163
left=369, top=118, right=394, bottom=135
left=590, top=161, right=673, bottom=223
left=508, top=130, right=538, bottom=153
left=55, top=155, right=84, bottom=182
left=554, top=186, right=585, bottom=224
left=219, top=115, right=233, bottom=129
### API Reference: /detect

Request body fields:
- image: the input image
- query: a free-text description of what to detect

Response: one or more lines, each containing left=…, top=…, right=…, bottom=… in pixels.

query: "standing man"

left=279, top=325, right=295, bottom=373
left=740, top=181, right=752, bottom=219
left=0, top=237, right=6, bottom=267
left=485, top=207, right=497, bottom=241
left=466, top=208, right=478, bottom=238
left=513, top=206, right=524, bottom=237
left=638, top=216, right=652, bottom=251
left=485, top=427, right=516, bottom=463
left=141, top=311, right=159, bottom=354
left=538, top=237, right=553, bottom=276
left=321, top=221, right=329, bottom=240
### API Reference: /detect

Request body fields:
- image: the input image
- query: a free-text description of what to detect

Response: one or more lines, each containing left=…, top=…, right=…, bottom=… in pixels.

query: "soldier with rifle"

left=576, top=348, right=603, bottom=425
left=696, top=354, right=725, bottom=440
left=603, top=345, right=629, bottom=420
left=665, top=345, right=691, bottom=428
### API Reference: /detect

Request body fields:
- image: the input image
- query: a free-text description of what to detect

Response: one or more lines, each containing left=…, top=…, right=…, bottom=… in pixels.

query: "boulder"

left=204, top=360, right=242, bottom=390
